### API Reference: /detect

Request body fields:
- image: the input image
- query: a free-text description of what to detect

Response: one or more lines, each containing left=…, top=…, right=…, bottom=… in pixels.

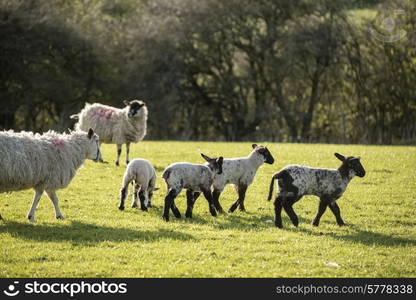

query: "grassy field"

left=0, top=142, right=415, bottom=277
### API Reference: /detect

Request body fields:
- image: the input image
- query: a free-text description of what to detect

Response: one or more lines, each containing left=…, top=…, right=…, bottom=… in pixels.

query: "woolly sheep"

left=161, top=154, right=223, bottom=221
left=119, top=158, right=159, bottom=211
left=267, top=153, right=366, bottom=228
left=71, top=100, right=147, bottom=166
left=0, top=128, right=101, bottom=222
left=198, top=144, right=274, bottom=213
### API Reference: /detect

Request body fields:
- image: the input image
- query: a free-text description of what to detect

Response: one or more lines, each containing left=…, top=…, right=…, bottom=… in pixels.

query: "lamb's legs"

left=125, top=142, right=130, bottom=165
left=119, top=183, right=129, bottom=210
left=282, top=197, right=299, bottom=227
left=229, top=184, right=247, bottom=213
left=185, top=189, right=195, bottom=218
left=329, top=201, right=345, bottom=226
left=201, top=189, right=217, bottom=217
left=212, top=188, right=224, bottom=213
left=45, top=190, right=64, bottom=220
left=171, top=201, right=181, bottom=218
left=138, top=189, right=148, bottom=211
left=115, top=144, right=122, bottom=166
left=27, top=189, right=44, bottom=222
left=274, top=195, right=284, bottom=228
left=163, top=189, right=180, bottom=221
left=131, top=183, right=139, bottom=208
left=312, top=198, right=329, bottom=226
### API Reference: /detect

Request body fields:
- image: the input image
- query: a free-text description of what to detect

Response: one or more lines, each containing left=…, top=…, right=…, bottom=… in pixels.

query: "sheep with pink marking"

left=0, top=128, right=102, bottom=222
left=71, top=100, right=148, bottom=166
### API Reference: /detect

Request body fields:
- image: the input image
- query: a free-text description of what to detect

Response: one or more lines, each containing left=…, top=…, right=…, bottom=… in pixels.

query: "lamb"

left=200, top=144, right=275, bottom=213
left=161, top=154, right=223, bottom=221
left=118, top=158, right=159, bottom=211
left=71, top=100, right=147, bottom=166
left=267, top=153, right=366, bottom=228
left=0, top=128, right=102, bottom=222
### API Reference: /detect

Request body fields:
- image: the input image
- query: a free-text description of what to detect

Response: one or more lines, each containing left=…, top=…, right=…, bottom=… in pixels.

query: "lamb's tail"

left=267, top=172, right=281, bottom=201
left=70, top=114, right=79, bottom=120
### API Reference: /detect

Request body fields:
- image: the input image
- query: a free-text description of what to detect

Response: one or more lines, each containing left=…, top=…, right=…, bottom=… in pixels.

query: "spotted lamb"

left=201, top=144, right=274, bottom=213
left=161, top=154, right=223, bottom=221
left=267, top=153, right=365, bottom=228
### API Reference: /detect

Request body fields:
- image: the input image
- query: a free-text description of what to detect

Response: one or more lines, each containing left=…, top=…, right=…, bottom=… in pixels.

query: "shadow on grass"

left=0, top=220, right=195, bottom=244
left=285, top=224, right=416, bottom=247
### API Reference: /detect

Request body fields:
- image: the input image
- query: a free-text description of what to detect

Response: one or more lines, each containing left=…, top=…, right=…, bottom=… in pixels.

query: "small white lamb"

left=119, top=159, right=159, bottom=211
left=161, top=154, right=223, bottom=221
left=71, top=100, right=147, bottom=166
left=204, top=144, right=275, bottom=213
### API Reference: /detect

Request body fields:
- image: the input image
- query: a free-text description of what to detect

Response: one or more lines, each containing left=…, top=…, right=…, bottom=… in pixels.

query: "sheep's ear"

left=201, top=153, right=212, bottom=162
left=123, top=100, right=130, bottom=106
left=217, top=156, right=223, bottom=164
left=252, top=144, right=258, bottom=149
left=152, top=187, right=160, bottom=192
left=334, top=153, right=346, bottom=162
left=87, top=128, right=94, bottom=139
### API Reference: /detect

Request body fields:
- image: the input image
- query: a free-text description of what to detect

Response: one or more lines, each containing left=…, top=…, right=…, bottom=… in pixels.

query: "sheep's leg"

left=274, top=195, right=284, bottom=228
left=185, top=189, right=195, bottom=218
left=228, top=184, right=247, bottom=213
left=138, top=189, right=148, bottom=211
left=27, top=189, right=44, bottom=222
left=115, top=144, right=122, bottom=166
left=212, top=188, right=224, bottom=213
left=131, top=183, right=140, bottom=208
left=170, top=201, right=181, bottom=219
left=202, top=189, right=217, bottom=217
left=329, top=201, right=345, bottom=226
left=125, top=142, right=130, bottom=165
left=45, top=190, right=65, bottom=220
left=282, top=197, right=299, bottom=227
left=163, top=189, right=179, bottom=222
left=312, top=198, right=329, bottom=227
left=119, top=183, right=130, bottom=210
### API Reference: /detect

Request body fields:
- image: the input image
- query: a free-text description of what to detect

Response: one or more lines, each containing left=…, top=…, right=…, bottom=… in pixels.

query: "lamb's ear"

left=252, top=144, right=258, bottom=149
left=334, top=153, right=346, bottom=162
left=201, top=153, right=212, bottom=162
left=123, top=100, right=130, bottom=106
left=87, top=128, right=94, bottom=139
left=217, top=156, right=224, bottom=164
left=152, top=187, right=160, bottom=192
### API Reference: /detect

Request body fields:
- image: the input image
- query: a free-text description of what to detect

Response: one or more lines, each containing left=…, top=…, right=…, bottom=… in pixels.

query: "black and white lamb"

left=201, top=144, right=274, bottom=213
left=267, top=153, right=365, bottom=228
left=71, top=100, right=147, bottom=166
left=161, top=154, right=223, bottom=221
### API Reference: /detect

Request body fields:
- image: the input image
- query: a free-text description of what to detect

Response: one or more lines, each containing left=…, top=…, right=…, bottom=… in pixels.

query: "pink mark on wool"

left=51, top=138, right=65, bottom=148
left=93, top=108, right=115, bottom=120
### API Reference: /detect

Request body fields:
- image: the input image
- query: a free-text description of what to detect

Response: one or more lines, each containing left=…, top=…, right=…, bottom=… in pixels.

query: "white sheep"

left=267, top=153, right=366, bottom=228
left=71, top=100, right=147, bottom=166
left=161, top=154, right=223, bottom=221
left=200, top=144, right=274, bottom=213
left=0, top=128, right=101, bottom=222
left=119, top=158, right=159, bottom=211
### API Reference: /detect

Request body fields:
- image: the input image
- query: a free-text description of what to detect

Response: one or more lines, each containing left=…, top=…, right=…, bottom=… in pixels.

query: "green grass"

left=1, top=142, right=415, bottom=277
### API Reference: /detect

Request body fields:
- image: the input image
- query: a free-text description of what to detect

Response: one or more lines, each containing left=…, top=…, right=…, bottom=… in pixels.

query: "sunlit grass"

left=1, top=142, right=415, bottom=277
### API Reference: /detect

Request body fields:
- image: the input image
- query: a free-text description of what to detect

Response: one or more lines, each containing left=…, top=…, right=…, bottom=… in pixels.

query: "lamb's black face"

left=126, top=100, right=145, bottom=118
left=253, top=144, right=275, bottom=164
left=346, top=157, right=366, bottom=178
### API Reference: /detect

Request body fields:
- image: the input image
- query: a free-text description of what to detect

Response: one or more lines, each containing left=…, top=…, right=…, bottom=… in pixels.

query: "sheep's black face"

left=253, top=144, right=275, bottom=164
left=125, top=100, right=145, bottom=118
left=201, top=153, right=223, bottom=174
left=335, top=153, right=365, bottom=178
left=347, top=157, right=366, bottom=177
